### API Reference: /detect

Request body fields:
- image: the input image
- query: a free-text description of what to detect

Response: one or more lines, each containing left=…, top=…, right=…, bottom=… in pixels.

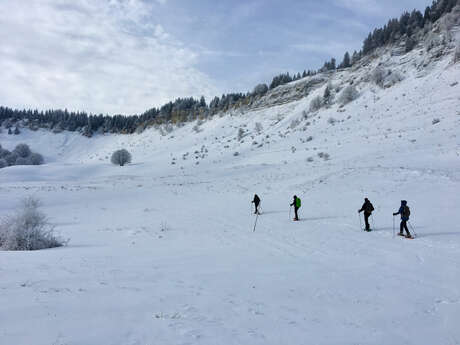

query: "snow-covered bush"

left=15, top=157, right=31, bottom=166
left=255, top=122, right=263, bottom=134
left=13, top=143, right=31, bottom=158
left=309, top=96, right=323, bottom=112
left=0, top=145, right=10, bottom=158
left=0, top=144, right=45, bottom=169
left=290, top=118, right=300, bottom=129
left=4, top=152, right=18, bottom=166
left=252, top=83, right=269, bottom=96
left=29, top=153, right=44, bottom=165
left=237, top=128, right=245, bottom=141
left=111, top=149, right=132, bottom=166
left=0, top=197, right=65, bottom=251
left=323, top=83, right=334, bottom=106
left=339, top=85, right=359, bottom=105
left=455, top=41, right=460, bottom=63
left=371, top=67, right=385, bottom=87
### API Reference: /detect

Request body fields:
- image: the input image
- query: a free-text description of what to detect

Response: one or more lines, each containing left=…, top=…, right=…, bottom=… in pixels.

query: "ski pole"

left=371, top=214, right=376, bottom=230
left=392, top=216, right=395, bottom=238
left=253, top=213, right=259, bottom=232
left=358, top=212, right=363, bottom=231
left=289, top=206, right=292, bottom=220
left=408, top=221, right=417, bottom=238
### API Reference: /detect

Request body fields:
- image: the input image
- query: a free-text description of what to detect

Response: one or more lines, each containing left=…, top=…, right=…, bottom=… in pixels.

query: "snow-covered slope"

left=1, top=30, right=460, bottom=345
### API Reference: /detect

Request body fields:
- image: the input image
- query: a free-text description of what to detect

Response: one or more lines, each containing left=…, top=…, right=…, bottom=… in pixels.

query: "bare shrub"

left=111, top=149, right=132, bottom=166
left=237, top=128, right=245, bottom=141
left=318, top=152, right=330, bottom=160
left=290, top=118, right=300, bottom=129
left=371, top=67, right=385, bottom=87
left=309, top=96, right=323, bottom=112
left=455, top=41, right=460, bottom=63
left=328, top=117, right=337, bottom=125
left=255, top=122, right=263, bottom=134
left=0, top=197, right=65, bottom=251
left=339, top=85, right=359, bottom=105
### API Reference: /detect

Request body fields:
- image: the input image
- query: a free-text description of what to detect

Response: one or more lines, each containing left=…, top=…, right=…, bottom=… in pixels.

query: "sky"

left=0, top=0, right=427, bottom=115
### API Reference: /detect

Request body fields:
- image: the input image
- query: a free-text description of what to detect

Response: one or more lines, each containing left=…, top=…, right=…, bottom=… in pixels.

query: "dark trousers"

left=254, top=203, right=259, bottom=214
left=400, top=220, right=411, bottom=236
left=364, top=212, right=371, bottom=230
left=294, top=207, right=299, bottom=220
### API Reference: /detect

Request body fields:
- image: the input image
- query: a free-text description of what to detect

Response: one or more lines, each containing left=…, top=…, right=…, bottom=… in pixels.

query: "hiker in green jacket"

left=290, top=195, right=301, bottom=221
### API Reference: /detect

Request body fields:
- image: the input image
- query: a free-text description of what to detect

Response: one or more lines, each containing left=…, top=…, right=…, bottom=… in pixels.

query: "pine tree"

left=341, top=52, right=351, bottom=68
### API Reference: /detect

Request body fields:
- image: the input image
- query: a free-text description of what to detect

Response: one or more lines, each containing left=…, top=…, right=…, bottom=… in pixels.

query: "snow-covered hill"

left=1, top=24, right=460, bottom=345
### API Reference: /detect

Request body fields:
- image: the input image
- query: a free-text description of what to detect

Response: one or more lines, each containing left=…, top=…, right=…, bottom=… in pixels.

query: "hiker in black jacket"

left=358, top=198, right=374, bottom=231
left=252, top=194, right=261, bottom=214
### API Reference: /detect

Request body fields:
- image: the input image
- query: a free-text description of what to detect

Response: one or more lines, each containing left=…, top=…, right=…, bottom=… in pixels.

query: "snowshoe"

left=405, top=235, right=414, bottom=239
left=398, top=233, right=405, bottom=237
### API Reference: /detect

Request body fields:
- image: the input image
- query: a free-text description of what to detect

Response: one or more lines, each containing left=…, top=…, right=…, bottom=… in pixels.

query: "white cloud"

left=333, top=0, right=384, bottom=15
left=0, top=0, right=218, bottom=114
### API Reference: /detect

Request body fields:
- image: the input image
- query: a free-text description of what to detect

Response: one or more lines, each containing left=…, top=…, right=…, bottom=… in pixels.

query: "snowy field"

left=1, top=50, right=460, bottom=345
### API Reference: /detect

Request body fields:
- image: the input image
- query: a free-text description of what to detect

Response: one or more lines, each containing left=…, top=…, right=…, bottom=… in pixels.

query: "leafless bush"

left=255, top=122, right=263, bottom=134
left=309, top=96, right=323, bottom=112
left=371, top=67, right=385, bottom=87
left=328, top=117, right=337, bottom=125
left=339, top=85, right=359, bottom=105
left=237, top=128, right=245, bottom=141
left=317, top=152, right=330, bottom=160
left=290, top=118, right=300, bottom=129
left=455, top=41, right=460, bottom=63
left=0, top=197, right=65, bottom=251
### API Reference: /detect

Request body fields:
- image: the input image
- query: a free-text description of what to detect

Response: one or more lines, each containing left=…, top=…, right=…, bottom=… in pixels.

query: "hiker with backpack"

left=252, top=194, right=261, bottom=215
left=393, top=200, right=412, bottom=239
left=290, top=195, right=301, bottom=221
left=358, top=198, right=374, bottom=231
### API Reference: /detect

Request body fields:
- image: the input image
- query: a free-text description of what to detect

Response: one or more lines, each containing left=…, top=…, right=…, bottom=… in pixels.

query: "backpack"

left=296, top=198, right=301, bottom=208
left=365, top=202, right=374, bottom=213
left=402, top=205, right=410, bottom=218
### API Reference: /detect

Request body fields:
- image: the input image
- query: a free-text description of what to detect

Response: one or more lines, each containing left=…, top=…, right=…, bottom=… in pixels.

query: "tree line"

left=0, top=0, right=457, bottom=137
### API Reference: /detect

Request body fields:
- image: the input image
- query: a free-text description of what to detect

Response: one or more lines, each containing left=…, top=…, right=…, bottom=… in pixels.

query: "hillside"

left=0, top=16, right=460, bottom=345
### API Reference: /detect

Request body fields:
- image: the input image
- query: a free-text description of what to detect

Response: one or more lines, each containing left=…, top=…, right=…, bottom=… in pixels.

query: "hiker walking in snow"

left=290, top=195, right=301, bottom=221
left=358, top=198, right=374, bottom=231
left=252, top=194, right=261, bottom=215
left=393, top=200, right=412, bottom=239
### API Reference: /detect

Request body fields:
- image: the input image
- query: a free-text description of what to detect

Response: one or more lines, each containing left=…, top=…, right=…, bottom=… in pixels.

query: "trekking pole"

left=253, top=213, right=259, bottom=232
left=371, top=214, right=376, bottom=231
left=289, top=206, right=292, bottom=220
left=392, top=216, right=395, bottom=238
left=408, top=221, right=417, bottom=238
left=358, top=212, right=363, bottom=231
